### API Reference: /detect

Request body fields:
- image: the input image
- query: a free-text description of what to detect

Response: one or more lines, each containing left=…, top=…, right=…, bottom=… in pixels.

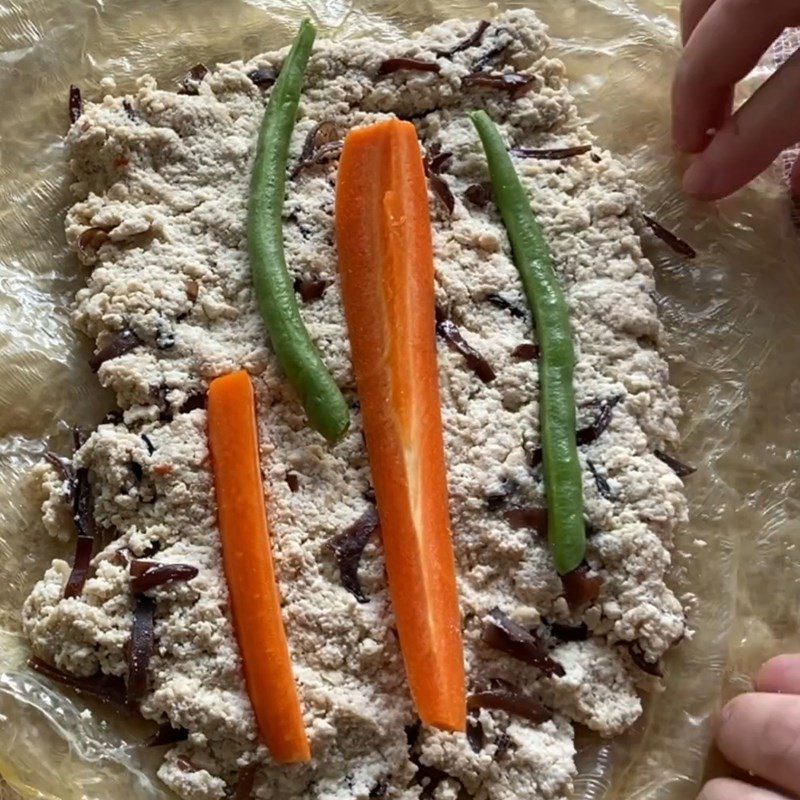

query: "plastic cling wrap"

left=0, top=1, right=798, bottom=799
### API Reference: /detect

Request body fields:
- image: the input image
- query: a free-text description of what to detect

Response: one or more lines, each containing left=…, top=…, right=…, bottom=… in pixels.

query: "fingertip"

left=682, top=157, right=721, bottom=200
left=756, top=654, right=800, bottom=694
left=714, top=692, right=752, bottom=748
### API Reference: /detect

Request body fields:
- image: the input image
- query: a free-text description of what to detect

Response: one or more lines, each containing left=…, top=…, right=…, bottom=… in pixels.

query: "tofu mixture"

left=21, top=10, right=688, bottom=800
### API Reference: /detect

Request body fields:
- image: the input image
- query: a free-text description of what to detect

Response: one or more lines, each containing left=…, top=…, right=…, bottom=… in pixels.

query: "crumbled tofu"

left=23, top=10, right=687, bottom=800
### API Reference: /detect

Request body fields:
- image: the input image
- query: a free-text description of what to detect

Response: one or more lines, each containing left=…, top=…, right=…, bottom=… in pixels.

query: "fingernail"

left=683, top=158, right=716, bottom=198
left=709, top=699, right=735, bottom=736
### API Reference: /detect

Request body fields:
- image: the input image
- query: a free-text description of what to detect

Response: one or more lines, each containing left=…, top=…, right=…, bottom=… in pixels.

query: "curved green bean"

left=248, top=19, right=350, bottom=443
left=470, top=110, right=585, bottom=575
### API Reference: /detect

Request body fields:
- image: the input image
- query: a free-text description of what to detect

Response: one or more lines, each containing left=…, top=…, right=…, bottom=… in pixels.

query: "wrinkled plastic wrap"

left=0, top=1, right=798, bottom=798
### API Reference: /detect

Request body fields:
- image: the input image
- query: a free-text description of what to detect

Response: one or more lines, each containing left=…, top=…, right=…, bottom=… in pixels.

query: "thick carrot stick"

left=334, top=119, right=466, bottom=732
left=207, top=370, right=310, bottom=763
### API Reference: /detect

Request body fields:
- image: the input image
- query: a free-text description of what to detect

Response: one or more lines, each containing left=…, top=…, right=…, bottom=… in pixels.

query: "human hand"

left=698, top=655, right=800, bottom=800
left=672, top=0, right=800, bottom=200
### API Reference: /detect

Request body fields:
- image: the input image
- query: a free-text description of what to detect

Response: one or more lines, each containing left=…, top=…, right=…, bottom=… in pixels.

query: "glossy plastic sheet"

left=0, top=1, right=798, bottom=799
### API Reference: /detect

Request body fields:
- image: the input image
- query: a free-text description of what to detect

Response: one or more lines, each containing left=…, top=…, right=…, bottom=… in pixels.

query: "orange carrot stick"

left=334, top=119, right=466, bottom=732
left=207, top=370, right=310, bottom=763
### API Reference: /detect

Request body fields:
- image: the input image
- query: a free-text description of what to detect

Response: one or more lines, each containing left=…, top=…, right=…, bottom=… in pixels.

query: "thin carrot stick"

left=335, top=119, right=466, bottom=732
left=207, top=370, right=310, bottom=763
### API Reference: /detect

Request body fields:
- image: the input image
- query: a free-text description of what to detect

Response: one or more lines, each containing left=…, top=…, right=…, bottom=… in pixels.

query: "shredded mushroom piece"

left=510, top=145, right=592, bottom=159
left=560, top=562, right=603, bottom=610
left=468, top=687, right=552, bottom=723
left=436, top=20, right=491, bottom=58
left=654, top=449, right=696, bottom=477
left=642, top=214, right=697, bottom=258
left=68, top=84, right=82, bottom=124
left=28, top=657, right=127, bottom=706
left=435, top=308, right=495, bottom=383
left=88, top=328, right=142, bottom=372
left=328, top=506, right=380, bottom=603
left=483, top=609, right=565, bottom=676
left=127, top=595, right=156, bottom=702
left=378, top=57, right=441, bottom=75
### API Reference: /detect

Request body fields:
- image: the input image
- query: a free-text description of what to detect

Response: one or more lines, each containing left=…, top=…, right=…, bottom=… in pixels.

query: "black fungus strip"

left=144, top=723, right=189, bottom=747
left=247, top=66, right=278, bottom=89
left=473, top=37, right=511, bottom=72
left=437, top=20, right=491, bottom=58
left=485, top=479, right=516, bottom=511
left=483, top=609, right=564, bottom=677
left=427, top=151, right=453, bottom=175
left=141, top=434, right=155, bottom=455
left=73, top=427, right=87, bottom=450
left=122, top=100, right=138, bottom=121
left=486, top=293, right=526, bottom=320
left=77, top=225, right=114, bottom=260
left=510, top=145, right=592, bottom=160
left=130, top=561, right=199, bottom=594
left=654, top=449, right=696, bottom=477
left=72, top=466, right=93, bottom=539
left=127, top=595, right=156, bottom=703
left=627, top=641, right=663, bottom=677
left=405, top=719, right=422, bottom=747
left=427, top=172, right=455, bottom=214
left=299, top=121, right=338, bottom=160
left=328, top=507, right=380, bottom=603
left=435, top=309, right=495, bottom=383
left=43, top=452, right=74, bottom=488
left=369, top=781, right=388, bottom=798
left=587, top=458, right=613, bottom=500
left=504, top=506, right=547, bottom=536
left=467, top=688, right=552, bottom=724
left=485, top=493, right=505, bottom=512
left=68, top=84, right=82, bottom=124
left=297, top=140, right=342, bottom=175
left=561, top=562, right=603, bottom=611
left=294, top=275, right=332, bottom=302
left=180, top=391, right=207, bottom=413
left=493, top=732, right=512, bottom=758
left=28, top=657, right=127, bottom=706
left=396, top=107, right=438, bottom=122
left=129, top=559, right=158, bottom=578
left=511, top=343, right=539, bottom=361
left=233, top=763, right=258, bottom=800
left=176, top=757, right=196, bottom=773
left=63, top=536, right=95, bottom=599
left=378, top=57, right=441, bottom=75
left=285, top=471, right=300, bottom=492
left=292, top=120, right=342, bottom=177
left=462, top=72, right=533, bottom=96
left=422, top=152, right=455, bottom=214
left=464, top=182, right=493, bottom=207
left=528, top=396, right=622, bottom=468
left=414, top=762, right=451, bottom=798
left=128, top=461, right=144, bottom=482
left=177, top=64, right=209, bottom=95
left=89, top=328, right=142, bottom=372
left=576, top=396, right=623, bottom=446
left=642, top=214, right=696, bottom=259
left=548, top=621, right=590, bottom=642
left=466, top=713, right=485, bottom=752
left=110, top=547, right=134, bottom=568
left=156, top=329, right=175, bottom=350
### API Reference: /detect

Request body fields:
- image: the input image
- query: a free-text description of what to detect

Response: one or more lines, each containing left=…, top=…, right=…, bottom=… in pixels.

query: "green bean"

left=470, top=110, right=585, bottom=575
left=248, top=19, right=350, bottom=443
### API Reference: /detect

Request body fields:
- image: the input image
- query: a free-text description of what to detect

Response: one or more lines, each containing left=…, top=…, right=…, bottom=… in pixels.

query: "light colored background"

left=0, top=2, right=798, bottom=799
